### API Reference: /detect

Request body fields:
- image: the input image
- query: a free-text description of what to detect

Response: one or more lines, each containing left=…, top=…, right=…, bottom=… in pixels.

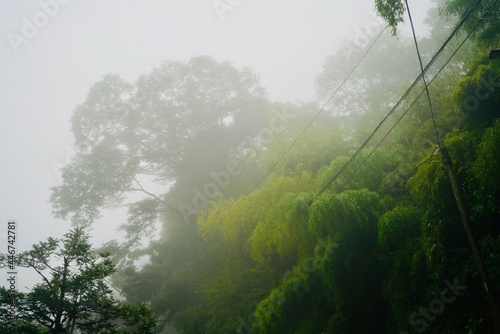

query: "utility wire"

left=195, top=0, right=489, bottom=231
left=341, top=24, right=477, bottom=190
left=340, top=0, right=498, bottom=191
left=248, top=27, right=385, bottom=194
left=193, top=0, right=488, bottom=244
left=313, top=0, right=485, bottom=198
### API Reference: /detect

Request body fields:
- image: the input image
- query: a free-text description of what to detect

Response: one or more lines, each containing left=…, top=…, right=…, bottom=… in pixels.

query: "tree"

left=49, top=56, right=280, bottom=331
left=375, top=0, right=407, bottom=35
left=443, top=0, right=500, bottom=47
left=0, top=228, right=156, bottom=334
left=50, top=56, right=272, bottom=261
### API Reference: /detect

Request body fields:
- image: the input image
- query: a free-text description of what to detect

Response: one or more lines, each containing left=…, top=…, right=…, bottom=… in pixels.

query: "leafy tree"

left=250, top=189, right=386, bottom=333
left=443, top=0, right=500, bottom=47
left=472, top=119, right=500, bottom=210
left=0, top=228, right=156, bottom=334
left=50, top=56, right=271, bottom=250
left=375, top=0, right=407, bottom=35
left=49, top=56, right=275, bottom=331
left=452, top=52, right=500, bottom=130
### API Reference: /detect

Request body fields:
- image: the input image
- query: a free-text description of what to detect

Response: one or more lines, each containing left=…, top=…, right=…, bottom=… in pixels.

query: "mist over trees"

left=19, top=0, right=500, bottom=332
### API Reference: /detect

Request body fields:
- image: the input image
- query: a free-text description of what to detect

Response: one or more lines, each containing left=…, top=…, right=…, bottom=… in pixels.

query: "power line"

left=339, top=0, right=500, bottom=192
left=313, top=0, right=486, bottom=198
left=335, top=0, right=491, bottom=215
left=203, top=0, right=487, bottom=239
left=250, top=27, right=386, bottom=194
left=342, top=21, right=478, bottom=190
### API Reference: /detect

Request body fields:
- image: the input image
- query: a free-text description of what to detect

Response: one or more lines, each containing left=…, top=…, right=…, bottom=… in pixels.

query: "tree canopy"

left=0, top=228, right=156, bottom=334
left=44, top=1, right=500, bottom=333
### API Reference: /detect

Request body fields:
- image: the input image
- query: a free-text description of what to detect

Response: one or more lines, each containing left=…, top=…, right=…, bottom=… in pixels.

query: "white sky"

left=0, top=0, right=432, bottom=289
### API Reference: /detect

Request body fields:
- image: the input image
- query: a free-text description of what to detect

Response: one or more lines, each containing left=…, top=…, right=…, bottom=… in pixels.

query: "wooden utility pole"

left=440, top=144, right=500, bottom=334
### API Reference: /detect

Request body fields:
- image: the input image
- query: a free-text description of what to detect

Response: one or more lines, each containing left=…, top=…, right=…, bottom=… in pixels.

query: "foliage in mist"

left=46, top=1, right=500, bottom=333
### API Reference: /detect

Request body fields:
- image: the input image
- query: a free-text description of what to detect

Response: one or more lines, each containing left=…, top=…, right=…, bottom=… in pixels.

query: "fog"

left=7, top=0, right=498, bottom=333
left=1, top=0, right=431, bottom=251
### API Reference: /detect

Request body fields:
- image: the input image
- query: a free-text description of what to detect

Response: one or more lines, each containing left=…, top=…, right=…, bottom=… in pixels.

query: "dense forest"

left=2, top=0, right=499, bottom=333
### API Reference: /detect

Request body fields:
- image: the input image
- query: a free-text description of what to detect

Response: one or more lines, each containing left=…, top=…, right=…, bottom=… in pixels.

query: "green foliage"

left=473, top=119, right=500, bottom=198
left=247, top=175, right=316, bottom=263
left=443, top=0, right=500, bottom=47
left=0, top=228, right=157, bottom=334
left=261, top=103, right=350, bottom=176
left=252, top=238, right=337, bottom=333
left=378, top=205, right=422, bottom=252
left=375, top=0, right=406, bottom=35
left=316, top=148, right=398, bottom=193
left=46, top=4, right=500, bottom=332
left=50, top=56, right=277, bottom=332
left=166, top=45, right=498, bottom=332
left=452, top=53, right=500, bottom=129
left=308, top=189, right=380, bottom=237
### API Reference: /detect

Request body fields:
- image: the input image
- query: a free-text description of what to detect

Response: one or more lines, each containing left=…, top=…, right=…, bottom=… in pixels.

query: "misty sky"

left=0, top=0, right=432, bottom=287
